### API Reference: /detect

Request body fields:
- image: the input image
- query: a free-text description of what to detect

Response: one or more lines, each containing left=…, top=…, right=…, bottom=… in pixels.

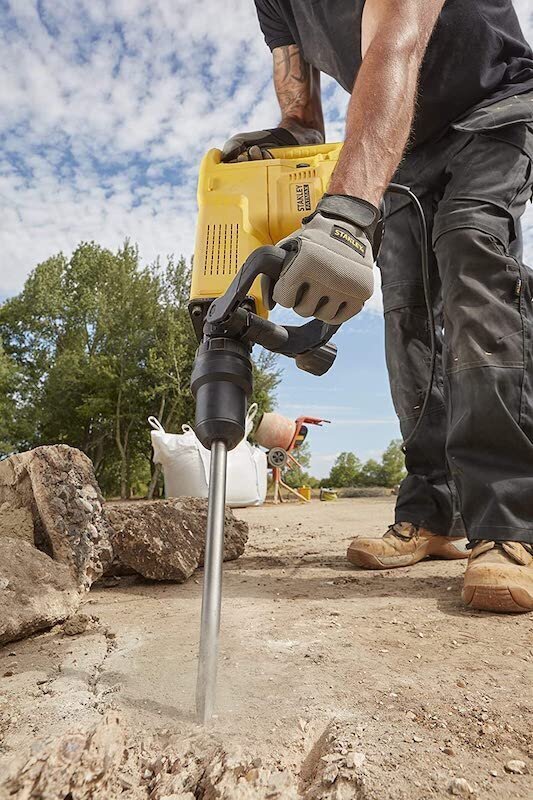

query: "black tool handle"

left=206, top=246, right=286, bottom=326
left=204, top=246, right=339, bottom=362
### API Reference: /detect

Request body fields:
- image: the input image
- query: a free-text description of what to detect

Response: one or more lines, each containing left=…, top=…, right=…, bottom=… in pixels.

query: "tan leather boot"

left=347, top=522, right=469, bottom=569
left=462, top=540, right=533, bottom=613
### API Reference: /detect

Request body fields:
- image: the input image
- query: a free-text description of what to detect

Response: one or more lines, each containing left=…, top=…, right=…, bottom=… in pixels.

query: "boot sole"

left=346, top=547, right=428, bottom=570
left=462, top=584, right=533, bottom=613
left=347, top=546, right=468, bottom=570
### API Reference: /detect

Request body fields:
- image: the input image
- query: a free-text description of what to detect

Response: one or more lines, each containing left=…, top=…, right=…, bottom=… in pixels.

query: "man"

left=222, top=1, right=533, bottom=613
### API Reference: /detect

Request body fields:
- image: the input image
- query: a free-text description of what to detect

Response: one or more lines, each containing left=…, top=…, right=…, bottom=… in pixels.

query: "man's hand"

left=222, top=44, right=324, bottom=162
left=221, top=127, right=299, bottom=162
left=264, top=195, right=379, bottom=324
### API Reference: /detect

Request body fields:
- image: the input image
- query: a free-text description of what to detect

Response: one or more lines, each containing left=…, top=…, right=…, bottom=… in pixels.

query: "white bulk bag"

left=148, top=404, right=267, bottom=507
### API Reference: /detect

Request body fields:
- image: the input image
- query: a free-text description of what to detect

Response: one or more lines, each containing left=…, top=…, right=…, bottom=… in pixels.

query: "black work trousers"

left=378, top=95, right=533, bottom=544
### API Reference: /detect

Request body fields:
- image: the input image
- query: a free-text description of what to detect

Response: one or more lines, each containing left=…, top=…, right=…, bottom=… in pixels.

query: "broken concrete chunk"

left=0, top=538, right=81, bottom=646
left=504, top=759, right=528, bottom=775
left=0, top=714, right=128, bottom=799
left=62, top=613, right=93, bottom=636
left=300, top=720, right=366, bottom=800
left=106, top=498, right=248, bottom=582
left=0, top=502, right=34, bottom=543
left=0, top=445, right=114, bottom=590
left=185, top=497, right=248, bottom=566
left=0, top=715, right=298, bottom=800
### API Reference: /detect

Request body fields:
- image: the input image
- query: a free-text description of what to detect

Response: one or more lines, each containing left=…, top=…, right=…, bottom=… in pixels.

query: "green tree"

left=327, top=451, right=362, bottom=488
left=380, top=438, right=406, bottom=487
left=0, top=342, right=18, bottom=456
left=360, top=458, right=385, bottom=486
left=0, top=243, right=196, bottom=496
left=252, top=350, right=281, bottom=416
left=0, top=242, right=281, bottom=497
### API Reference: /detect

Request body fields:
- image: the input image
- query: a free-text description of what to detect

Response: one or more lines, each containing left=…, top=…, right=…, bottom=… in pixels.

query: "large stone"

left=0, top=714, right=298, bottom=800
left=0, top=538, right=81, bottom=646
left=0, top=446, right=113, bottom=590
left=0, top=502, right=34, bottom=543
left=0, top=714, right=129, bottom=799
left=106, top=498, right=248, bottom=582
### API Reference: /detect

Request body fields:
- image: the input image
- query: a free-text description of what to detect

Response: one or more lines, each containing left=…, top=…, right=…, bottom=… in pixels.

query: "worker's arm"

left=272, top=44, right=324, bottom=145
left=221, top=45, right=324, bottom=162
left=328, top=0, right=446, bottom=204
left=266, top=0, right=445, bottom=324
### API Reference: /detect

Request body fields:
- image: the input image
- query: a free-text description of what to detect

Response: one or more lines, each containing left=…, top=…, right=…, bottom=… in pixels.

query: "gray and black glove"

left=263, top=194, right=380, bottom=325
left=221, top=127, right=299, bottom=162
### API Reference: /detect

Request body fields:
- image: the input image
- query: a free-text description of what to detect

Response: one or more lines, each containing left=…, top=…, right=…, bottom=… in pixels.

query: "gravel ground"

left=0, top=497, right=531, bottom=798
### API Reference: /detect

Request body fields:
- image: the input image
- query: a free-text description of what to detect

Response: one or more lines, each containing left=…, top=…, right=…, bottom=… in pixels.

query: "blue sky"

left=1, top=0, right=532, bottom=477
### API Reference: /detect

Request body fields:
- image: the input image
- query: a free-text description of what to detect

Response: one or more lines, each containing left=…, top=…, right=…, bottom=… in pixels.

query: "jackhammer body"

left=188, top=143, right=431, bottom=722
left=188, top=143, right=344, bottom=722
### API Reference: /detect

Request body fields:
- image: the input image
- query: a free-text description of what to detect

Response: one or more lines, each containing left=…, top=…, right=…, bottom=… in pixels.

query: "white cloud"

left=0, top=0, right=279, bottom=295
left=0, top=0, right=532, bottom=302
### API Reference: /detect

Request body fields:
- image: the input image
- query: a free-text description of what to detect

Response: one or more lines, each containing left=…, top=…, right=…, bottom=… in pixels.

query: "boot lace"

left=385, top=522, right=418, bottom=542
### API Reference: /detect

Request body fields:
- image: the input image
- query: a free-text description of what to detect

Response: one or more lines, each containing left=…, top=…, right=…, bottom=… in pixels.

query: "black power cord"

left=385, top=183, right=436, bottom=452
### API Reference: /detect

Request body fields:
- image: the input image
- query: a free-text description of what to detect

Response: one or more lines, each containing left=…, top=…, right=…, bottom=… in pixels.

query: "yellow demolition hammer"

left=188, top=143, right=431, bottom=722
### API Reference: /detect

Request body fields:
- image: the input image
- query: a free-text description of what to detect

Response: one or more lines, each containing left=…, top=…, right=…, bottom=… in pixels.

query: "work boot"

left=462, top=540, right=533, bottom=613
left=347, top=522, right=468, bottom=569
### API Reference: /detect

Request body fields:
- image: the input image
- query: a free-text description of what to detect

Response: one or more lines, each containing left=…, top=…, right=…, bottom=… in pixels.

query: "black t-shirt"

left=254, top=0, right=533, bottom=147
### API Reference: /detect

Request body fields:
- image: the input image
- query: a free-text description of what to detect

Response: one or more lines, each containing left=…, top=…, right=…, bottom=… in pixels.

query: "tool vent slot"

left=289, top=169, right=316, bottom=181
left=203, top=223, right=240, bottom=276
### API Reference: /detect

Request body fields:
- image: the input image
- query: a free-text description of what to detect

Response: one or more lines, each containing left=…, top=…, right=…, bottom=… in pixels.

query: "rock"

left=504, top=759, right=528, bottom=775
left=301, top=721, right=366, bottom=799
left=0, top=715, right=298, bottom=800
left=186, top=497, right=248, bottom=565
left=447, top=777, right=474, bottom=796
left=106, top=498, right=248, bottom=582
left=0, top=714, right=131, bottom=799
left=0, top=445, right=113, bottom=590
left=0, top=501, right=34, bottom=543
left=62, top=613, right=92, bottom=636
left=0, top=538, right=81, bottom=646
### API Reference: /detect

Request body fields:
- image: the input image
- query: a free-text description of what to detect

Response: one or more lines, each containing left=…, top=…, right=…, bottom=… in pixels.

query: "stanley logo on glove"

left=262, top=193, right=381, bottom=325
left=330, top=225, right=367, bottom=256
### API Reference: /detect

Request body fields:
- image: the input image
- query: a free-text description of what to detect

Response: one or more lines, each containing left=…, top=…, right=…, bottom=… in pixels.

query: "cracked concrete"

left=0, top=498, right=532, bottom=798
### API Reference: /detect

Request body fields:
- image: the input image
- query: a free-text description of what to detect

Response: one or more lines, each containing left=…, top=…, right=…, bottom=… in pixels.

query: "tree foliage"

left=0, top=341, right=18, bottom=454
left=0, top=242, right=280, bottom=497
left=324, top=439, right=406, bottom=488
left=326, top=451, right=363, bottom=488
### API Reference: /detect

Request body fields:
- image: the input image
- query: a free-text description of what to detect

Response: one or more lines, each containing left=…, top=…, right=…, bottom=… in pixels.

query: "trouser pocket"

left=434, top=227, right=526, bottom=374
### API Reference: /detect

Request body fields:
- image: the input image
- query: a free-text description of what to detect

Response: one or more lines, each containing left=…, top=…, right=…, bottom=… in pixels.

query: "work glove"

left=263, top=194, right=380, bottom=325
left=221, top=127, right=299, bottom=162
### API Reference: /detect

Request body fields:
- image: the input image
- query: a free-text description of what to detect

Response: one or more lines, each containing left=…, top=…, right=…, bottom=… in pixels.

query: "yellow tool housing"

left=191, top=142, right=343, bottom=318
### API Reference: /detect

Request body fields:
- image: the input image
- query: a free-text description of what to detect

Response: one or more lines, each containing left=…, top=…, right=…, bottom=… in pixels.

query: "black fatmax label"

left=294, top=183, right=312, bottom=213
left=330, top=225, right=366, bottom=256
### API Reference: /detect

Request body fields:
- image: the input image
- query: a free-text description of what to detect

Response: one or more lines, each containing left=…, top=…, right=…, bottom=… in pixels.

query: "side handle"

left=206, top=246, right=286, bottom=327
left=204, top=245, right=340, bottom=376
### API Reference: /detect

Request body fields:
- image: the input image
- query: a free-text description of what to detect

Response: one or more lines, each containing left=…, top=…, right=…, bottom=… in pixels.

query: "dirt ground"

left=1, top=497, right=532, bottom=798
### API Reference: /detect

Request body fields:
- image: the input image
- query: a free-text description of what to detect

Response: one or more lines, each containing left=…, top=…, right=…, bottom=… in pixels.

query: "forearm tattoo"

left=273, top=45, right=324, bottom=140
left=275, top=44, right=310, bottom=83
